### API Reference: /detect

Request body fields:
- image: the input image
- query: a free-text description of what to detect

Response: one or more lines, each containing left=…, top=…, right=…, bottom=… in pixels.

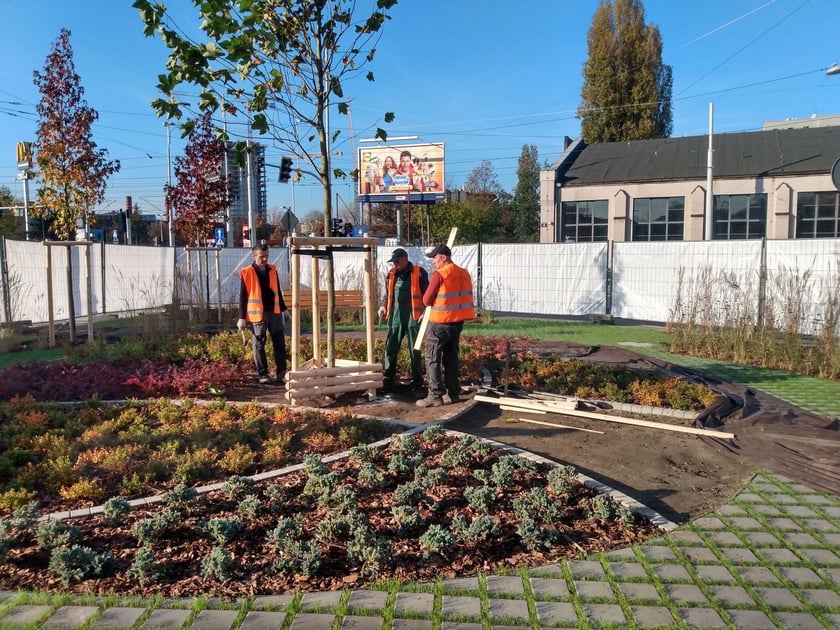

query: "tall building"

left=225, top=142, right=267, bottom=245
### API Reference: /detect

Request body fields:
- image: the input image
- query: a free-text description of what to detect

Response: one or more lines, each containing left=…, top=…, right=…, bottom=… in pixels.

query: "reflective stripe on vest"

left=429, top=263, right=476, bottom=323
left=385, top=264, right=425, bottom=320
left=240, top=264, right=281, bottom=322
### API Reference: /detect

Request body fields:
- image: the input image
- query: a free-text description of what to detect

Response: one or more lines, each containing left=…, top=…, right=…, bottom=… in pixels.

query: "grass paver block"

left=190, top=609, right=239, bottom=630
left=43, top=606, right=99, bottom=629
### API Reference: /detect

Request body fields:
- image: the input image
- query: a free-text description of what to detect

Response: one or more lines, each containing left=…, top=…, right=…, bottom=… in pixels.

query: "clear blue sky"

left=2, top=0, right=839, bottom=224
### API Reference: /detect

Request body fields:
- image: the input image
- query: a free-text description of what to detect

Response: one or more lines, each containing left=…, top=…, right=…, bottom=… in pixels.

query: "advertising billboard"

left=357, top=142, right=444, bottom=202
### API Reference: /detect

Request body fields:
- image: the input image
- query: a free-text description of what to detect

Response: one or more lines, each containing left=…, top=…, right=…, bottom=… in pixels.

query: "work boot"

left=444, top=391, right=461, bottom=404
left=258, top=375, right=270, bottom=384
left=381, top=376, right=395, bottom=394
left=411, top=379, right=426, bottom=398
left=416, top=394, right=443, bottom=408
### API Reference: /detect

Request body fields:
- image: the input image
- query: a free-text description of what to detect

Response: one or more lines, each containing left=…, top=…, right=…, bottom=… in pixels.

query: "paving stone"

left=668, top=530, right=705, bottom=545
left=528, top=577, right=570, bottom=599
left=440, top=623, right=484, bottom=630
left=630, top=605, right=675, bottom=627
left=580, top=603, right=626, bottom=626
left=707, top=585, right=755, bottom=606
left=803, top=518, right=840, bottom=532
left=618, top=582, right=661, bottom=602
left=440, top=595, right=481, bottom=621
left=783, top=532, right=822, bottom=547
left=603, top=547, right=637, bottom=560
left=484, top=576, right=525, bottom=596
left=394, top=593, right=435, bottom=616
left=800, top=493, right=834, bottom=505
left=677, top=607, right=726, bottom=629
left=1, top=605, right=52, bottom=627
left=718, top=547, right=761, bottom=564
left=726, top=517, right=763, bottom=530
left=651, top=563, right=692, bottom=582
left=442, top=577, right=480, bottom=593
left=567, top=560, right=606, bottom=579
left=680, top=546, right=719, bottom=563
left=300, top=591, right=342, bottom=610
left=753, top=587, right=803, bottom=609
left=797, top=548, right=840, bottom=565
left=724, top=608, right=776, bottom=629
left=768, top=494, right=799, bottom=505
left=289, top=612, right=338, bottom=629
left=486, top=598, right=530, bottom=623
left=189, top=609, right=239, bottom=630
left=735, top=566, right=781, bottom=584
left=800, top=588, right=840, bottom=607
left=693, top=517, right=727, bottom=529
left=735, top=493, right=765, bottom=504
left=767, top=518, right=803, bottom=531
left=694, top=564, right=737, bottom=583
left=534, top=601, right=578, bottom=626
left=90, top=607, right=146, bottom=630
left=823, top=506, right=840, bottom=517
left=140, top=608, right=192, bottom=630
left=823, top=533, right=840, bottom=547
left=239, top=611, right=289, bottom=630
left=608, top=561, right=648, bottom=579
left=708, top=531, right=743, bottom=546
left=574, top=580, right=615, bottom=600
left=781, top=505, right=818, bottom=518
left=774, top=611, right=828, bottom=629
left=779, top=566, right=823, bottom=584
left=758, top=547, right=802, bottom=564
left=717, top=504, right=748, bottom=516
left=750, top=505, right=782, bottom=516
left=340, top=614, right=384, bottom=629
left=528, top=563, right=564, bottom=577
left=825, top=613, right=840, bottom=628
left=642, top=546, right=677, bottom=561
left=390, top=619, right=433, bottom=629
left=663, top=584, right=708, bottom=605
left=43, top=606, right=100, bottom=629
left=822, top=568, right=840, bottom=583
left=741, top=531, right=781, bottom=546
left=251, top=595, right=294, bottom=610
left=348, top=590, right=389, bottom=613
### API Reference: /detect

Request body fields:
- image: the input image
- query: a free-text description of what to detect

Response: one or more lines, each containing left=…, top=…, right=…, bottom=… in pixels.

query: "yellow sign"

left=16, top=141, right=32, bottom=169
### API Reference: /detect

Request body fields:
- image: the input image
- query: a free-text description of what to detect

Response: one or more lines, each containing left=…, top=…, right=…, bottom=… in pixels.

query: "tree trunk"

left=66, top=244, right=76, bottom=343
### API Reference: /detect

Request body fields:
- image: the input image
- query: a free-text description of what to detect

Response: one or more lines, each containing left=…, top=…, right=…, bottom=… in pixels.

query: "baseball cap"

left=426, top=244, right=451, bottom=258
left=388, top=248, right=408, bottom=262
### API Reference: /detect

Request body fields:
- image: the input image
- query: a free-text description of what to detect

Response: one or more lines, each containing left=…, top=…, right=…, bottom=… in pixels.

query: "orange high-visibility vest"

left=240, top=264, right=281, bottom=322
left=385, top=264, right=425, bottom=320
left=428, top=262, right=476, bottom=323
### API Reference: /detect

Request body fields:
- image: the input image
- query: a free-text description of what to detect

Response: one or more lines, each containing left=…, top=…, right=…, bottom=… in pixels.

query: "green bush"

left=49, top=545, right=114, bottom=584
left=201, top=546, right=234, bottom=581
left=128, top=548, right=166, bottom=585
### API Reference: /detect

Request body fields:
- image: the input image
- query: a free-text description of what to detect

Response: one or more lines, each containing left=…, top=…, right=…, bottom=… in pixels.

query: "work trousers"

left=383, top=314, right=423, bottom=383
left=251, top=311, right=286, bottom=378
left=423, top=321, right=463, bottom=398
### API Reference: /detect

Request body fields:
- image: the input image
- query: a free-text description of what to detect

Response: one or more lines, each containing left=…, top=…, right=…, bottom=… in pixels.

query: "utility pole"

left=165, top=122, right=175, bottom=247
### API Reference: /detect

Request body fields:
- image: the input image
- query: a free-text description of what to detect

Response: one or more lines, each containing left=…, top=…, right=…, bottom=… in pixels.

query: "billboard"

left=357, top=142, right=444, bottom=202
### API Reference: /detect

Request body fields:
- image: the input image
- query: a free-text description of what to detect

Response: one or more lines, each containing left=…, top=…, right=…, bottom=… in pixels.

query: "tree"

left=32, top=28, right=120, bottom=342
left=512, top=144, right=540, bottom=243
left=33, top=29, right=120, bottom=241
left=135, top=0, right=397, bottom=364
left=167, top=111, right=229, bottom=247
left=577, top=0, right=672, bottom=143
left=0, top=186, right=25, bottom=240
left=463, top=160, right=503, bottom=196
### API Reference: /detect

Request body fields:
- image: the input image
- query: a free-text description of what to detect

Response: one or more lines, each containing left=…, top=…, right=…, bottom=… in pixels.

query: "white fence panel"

left=480, top=242, right=607, bottom=316
left=104, top=244, right=175, bottom=314
left=612, top=240, right=763, bottom=322
left=764, top=238, right=840, bottom=336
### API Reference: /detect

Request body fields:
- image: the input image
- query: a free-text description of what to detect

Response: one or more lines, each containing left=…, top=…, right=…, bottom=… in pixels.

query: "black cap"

left=426, top=244, right=451, bottom=258
left=388, top=248, right=408, bottom=262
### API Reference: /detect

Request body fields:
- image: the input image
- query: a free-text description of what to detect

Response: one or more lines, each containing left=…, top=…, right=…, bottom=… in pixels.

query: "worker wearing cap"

left=237, top=242, right=288, bottom=384
left=378, top=247, right=429, bottom=394
left=417, top=244, right=476, bottom=407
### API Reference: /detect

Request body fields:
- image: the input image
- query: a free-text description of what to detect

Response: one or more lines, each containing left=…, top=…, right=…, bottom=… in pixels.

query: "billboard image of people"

left=357, top=143, right=444, bottom=200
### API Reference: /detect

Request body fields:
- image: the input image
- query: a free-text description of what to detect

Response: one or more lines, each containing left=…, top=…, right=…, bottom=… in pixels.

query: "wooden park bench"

left=281, top=289, right=365, bottom=320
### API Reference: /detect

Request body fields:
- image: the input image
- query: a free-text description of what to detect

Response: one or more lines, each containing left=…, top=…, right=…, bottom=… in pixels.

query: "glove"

left=237, top=318, right=247, bottom=331
left=377, top=306, right=386, bottom=319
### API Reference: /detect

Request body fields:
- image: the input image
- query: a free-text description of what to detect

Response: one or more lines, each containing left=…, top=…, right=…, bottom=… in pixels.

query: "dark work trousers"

left=423, top=321, right=463, bottom=398
left=383, top=313, right=423, bottom=384
left=250, top=311, right=287, bottom=378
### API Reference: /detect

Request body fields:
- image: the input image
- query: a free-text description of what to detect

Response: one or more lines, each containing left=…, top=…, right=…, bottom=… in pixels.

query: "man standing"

left=378, top=247, right=429, bottom=395
left=237, top=242, right=288, bottom=384
left=417, top=244, right=476, bottom=407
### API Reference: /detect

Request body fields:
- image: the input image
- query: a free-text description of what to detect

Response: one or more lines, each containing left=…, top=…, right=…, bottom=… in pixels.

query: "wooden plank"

left=475, top=394, right=578, bottom=413
left=475, top=394, right=737, bottom=440
left=500, top=405, right=546, bottom=415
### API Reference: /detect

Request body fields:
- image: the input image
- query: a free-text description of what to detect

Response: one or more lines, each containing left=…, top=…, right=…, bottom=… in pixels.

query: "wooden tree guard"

left=285, top=234, right=382, bottom=404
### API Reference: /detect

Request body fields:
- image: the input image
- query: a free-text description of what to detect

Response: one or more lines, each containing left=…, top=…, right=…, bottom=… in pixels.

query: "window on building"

left=796, top=191, right=840, bottom=238
left=713, top=194, right=767, bottom=239
left=560, top=200, right=608, bottom=242
left=632, top=197, right=684, bottom=241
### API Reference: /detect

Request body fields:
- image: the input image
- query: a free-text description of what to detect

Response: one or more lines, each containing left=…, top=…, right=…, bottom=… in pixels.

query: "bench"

left=282, top=290, right=365, bottom=318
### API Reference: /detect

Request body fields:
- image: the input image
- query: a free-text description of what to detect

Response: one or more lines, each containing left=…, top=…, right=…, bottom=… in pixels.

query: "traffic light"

left=279, top=157, right=293, bottom=183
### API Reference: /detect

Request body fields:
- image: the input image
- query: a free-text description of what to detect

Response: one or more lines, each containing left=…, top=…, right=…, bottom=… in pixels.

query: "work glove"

left=237, top=318, right=247, bottom=331
left=377, top=306, right=386, bottom=320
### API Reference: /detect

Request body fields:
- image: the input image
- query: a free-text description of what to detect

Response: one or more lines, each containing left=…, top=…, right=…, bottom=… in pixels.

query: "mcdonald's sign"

left=16, top=141, right=32, bottom=170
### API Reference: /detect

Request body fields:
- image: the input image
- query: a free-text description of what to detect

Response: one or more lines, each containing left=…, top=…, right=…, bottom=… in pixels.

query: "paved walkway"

left=1, top=470, right=838, bottom=629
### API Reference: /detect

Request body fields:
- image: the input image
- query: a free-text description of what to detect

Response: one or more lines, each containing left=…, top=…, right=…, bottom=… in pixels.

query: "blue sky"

left=2, top=0, right=839, bottom=224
